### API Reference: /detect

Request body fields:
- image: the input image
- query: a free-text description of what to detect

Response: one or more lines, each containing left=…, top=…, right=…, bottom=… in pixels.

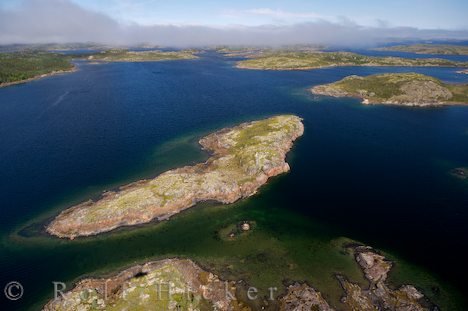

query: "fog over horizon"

left=1, top=0, right=468, bottom=48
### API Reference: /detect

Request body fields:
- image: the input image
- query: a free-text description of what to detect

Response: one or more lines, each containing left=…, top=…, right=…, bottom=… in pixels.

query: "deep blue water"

left=1, top=51, right=468, bottom=309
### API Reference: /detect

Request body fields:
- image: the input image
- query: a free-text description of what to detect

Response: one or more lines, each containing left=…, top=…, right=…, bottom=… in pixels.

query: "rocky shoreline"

left=42, top=244, right=434, bottom=310
left=279, top=245, right=434, bottom=311
left=46, top=115, right=304, bottom=239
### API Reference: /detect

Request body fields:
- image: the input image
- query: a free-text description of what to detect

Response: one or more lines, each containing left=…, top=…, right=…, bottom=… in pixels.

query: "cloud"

left=1, top=0, right=467, bottom=47
left=245, top=8, right=326, bottom=21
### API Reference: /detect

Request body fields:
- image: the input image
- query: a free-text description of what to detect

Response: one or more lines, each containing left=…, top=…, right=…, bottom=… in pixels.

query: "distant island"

left=43, top=244, right=433, bottom=310
left=47, top=115, right=304, bottom=239
left=86, top=49, right=198, bottom=62
left=376, top=44, right=468, bottom=55
left=311, top=73, right=468, bottom=106
left=236, top=51, right=468, bottom=70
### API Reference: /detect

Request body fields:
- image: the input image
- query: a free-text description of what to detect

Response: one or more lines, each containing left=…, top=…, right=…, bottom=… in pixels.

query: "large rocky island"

left=47, top=115, right=304, bottom=239
left=236, top=51, right=468, bottom=70
left=311, top=73, right=468, bottom=106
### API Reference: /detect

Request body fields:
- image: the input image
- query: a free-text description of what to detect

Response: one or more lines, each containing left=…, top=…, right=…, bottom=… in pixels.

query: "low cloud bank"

left=1, top=0, right=467, bottom=47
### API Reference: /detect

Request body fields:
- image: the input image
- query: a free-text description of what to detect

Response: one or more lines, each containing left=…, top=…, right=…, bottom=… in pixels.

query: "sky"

left=64, top=0, right=468, bottom=29
left=1, top=0, right=468, bottom=46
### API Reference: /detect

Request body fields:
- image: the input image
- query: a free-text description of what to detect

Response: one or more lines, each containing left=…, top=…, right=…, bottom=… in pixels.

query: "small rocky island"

left=236, top=51, right=468, bottom=70
left=47, top=115, right=304, bottom=239
left=311, top=73, right=468, bottom=106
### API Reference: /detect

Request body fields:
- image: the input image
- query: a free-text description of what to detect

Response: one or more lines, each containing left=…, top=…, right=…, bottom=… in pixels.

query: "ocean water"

left=0, top=51, right=468, bottom=310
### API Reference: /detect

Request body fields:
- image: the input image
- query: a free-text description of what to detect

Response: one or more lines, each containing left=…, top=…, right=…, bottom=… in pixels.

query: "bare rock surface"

left=279, top=283, right=335, bottom=311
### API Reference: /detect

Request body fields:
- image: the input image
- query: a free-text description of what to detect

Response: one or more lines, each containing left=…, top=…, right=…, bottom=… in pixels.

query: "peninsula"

left=311, top=73, right=468, bottom=106
left=236, top=51, right=468, bottom=70
left=86, top=49, right=198, bottom=62
left=0, top=52, right=74, bottom=87
left=47, top=115, right=304, bottom=239
left=376, top=44, right=468, bottom=55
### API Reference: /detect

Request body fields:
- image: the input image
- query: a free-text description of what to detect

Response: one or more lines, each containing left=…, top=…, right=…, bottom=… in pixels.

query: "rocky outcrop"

left=279, top=283, right=335, bottom=311
left=338, top=246, right=433, bottom=311
left=47, top=115, right=304, bottom=239
left=43, top=259, right=240, bottom=311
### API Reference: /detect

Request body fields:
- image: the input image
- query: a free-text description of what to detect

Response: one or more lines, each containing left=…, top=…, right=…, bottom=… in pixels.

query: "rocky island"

left=376, top=44, right=468, bottom=55
left=236, top=51, right=468, bottom=70
left=311, top=73, right=468, bottom=106
left=47, top=115, right=304, bottom=239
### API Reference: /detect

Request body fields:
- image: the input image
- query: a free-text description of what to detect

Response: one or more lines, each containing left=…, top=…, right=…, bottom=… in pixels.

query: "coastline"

left=41, top=244, right=435, bottom=310
left=0, top=66, right=77, bottom=88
